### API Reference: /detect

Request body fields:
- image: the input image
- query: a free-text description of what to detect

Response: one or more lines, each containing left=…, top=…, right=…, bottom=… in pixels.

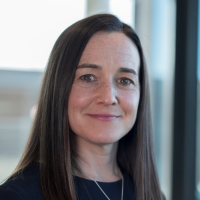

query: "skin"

left=68, top=31, right=140, bottom=182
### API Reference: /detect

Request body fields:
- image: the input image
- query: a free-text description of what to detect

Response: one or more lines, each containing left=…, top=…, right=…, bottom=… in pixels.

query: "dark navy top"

left=0, top=163, right=136, bottom=200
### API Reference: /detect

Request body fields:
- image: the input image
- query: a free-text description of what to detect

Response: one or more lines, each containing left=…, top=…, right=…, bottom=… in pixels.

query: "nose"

left=95, top=82, right=118, bottom=105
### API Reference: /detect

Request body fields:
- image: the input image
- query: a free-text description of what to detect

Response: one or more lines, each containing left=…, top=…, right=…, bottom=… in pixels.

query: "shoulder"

left=0, top=162, right=44, bottom=200
left=123, top=174, right=136, bottom=199
left=123, top=174, right=166, bottom=200
left=0, top=186, right=24, bottom=200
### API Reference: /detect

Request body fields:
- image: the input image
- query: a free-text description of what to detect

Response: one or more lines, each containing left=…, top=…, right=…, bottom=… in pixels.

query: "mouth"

left=86, top=114, right=120, bottom=121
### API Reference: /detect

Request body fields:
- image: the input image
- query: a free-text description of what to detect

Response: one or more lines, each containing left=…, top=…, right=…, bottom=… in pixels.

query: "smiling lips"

left=87, top=114, right=120, bottom=121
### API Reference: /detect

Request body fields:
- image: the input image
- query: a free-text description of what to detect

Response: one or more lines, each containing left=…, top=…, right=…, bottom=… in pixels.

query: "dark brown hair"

left=12, top=14, right=162, bottom=200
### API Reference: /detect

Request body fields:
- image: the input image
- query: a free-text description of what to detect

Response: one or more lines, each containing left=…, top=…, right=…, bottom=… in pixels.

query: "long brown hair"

left=11, top=14, right=163, bottom=200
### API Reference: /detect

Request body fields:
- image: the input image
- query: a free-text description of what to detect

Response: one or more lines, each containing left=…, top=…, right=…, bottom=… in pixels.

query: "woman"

left=0, top=14, right=165, bottom=200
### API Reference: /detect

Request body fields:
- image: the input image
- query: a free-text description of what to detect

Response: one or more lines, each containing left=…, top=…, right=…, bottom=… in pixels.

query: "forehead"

left=78, top=31, right=140, bottom=73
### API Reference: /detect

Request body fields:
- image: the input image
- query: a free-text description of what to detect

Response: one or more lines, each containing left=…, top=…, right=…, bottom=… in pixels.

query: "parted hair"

left=11, top=14, right=163, bottom=200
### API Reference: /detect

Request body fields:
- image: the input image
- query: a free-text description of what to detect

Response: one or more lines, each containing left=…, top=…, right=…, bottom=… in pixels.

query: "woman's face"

left=68, top=31, right=140, bottom=146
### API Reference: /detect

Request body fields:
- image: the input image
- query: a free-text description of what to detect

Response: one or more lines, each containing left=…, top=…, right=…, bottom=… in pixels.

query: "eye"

left=118, top=77, right=134, bottom=85
left=80, top=74, right=95, bottom=82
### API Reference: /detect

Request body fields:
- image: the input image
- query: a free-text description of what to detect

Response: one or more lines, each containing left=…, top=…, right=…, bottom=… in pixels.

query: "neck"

left=74, top=137, right=121, bottom=182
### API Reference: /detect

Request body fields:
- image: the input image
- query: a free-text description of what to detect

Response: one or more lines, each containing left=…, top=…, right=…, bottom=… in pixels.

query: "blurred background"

left=0, top=0, right=199, bottom=200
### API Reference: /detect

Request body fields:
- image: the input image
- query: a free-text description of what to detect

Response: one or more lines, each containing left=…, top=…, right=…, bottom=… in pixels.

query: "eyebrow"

left=77, top=63, right=138, bottom=76
left=77, top=63, right=102, bottom=70
left=118, top=67, right=138, bottom=76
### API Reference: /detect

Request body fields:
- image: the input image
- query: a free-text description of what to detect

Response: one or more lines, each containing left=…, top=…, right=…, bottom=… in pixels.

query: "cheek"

left=68, top=86, right=94, bottom=112
left=122, top=91, right=140, bottom=132
left=121, top=90, right=140, bottom=113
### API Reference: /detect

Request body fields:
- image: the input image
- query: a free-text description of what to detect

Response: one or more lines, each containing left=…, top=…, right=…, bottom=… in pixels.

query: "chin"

left=89, top=133, right=125, bottom=145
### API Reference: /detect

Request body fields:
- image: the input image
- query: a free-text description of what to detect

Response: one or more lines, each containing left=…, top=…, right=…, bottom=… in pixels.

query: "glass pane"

left=135, top=0, right=176, bottom=199
left=150, top=1, right=176, bottom=199
left=0, top=0, right=86, bottom=71
left=0, top=1, right=86, bottom=182
left=0, top=3, right=176, bottom=200
left=0, top=70, right=43, bottom=182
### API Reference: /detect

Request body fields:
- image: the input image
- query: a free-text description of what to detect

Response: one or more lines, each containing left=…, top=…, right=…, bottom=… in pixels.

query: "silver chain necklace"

left=83, top=171, right=124, bottom=200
